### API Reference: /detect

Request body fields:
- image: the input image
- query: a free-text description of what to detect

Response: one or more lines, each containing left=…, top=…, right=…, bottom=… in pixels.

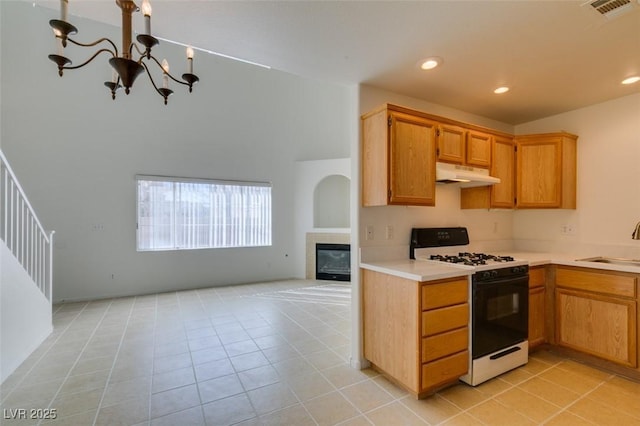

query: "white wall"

left=358, top=85, right=516, bottom=255
left=1, top=2, right=353, bottom=301
left=1, top=242, right=53, bottom=383
left=513, top=93, right=640, bottom=258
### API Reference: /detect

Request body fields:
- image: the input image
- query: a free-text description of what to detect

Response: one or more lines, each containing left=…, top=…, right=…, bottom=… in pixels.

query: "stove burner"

left=430, top=252, right=515, bottom=266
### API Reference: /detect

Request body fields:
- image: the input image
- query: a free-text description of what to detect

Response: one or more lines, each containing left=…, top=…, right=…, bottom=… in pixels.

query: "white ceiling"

left=35, top=0, right=640, bottom=124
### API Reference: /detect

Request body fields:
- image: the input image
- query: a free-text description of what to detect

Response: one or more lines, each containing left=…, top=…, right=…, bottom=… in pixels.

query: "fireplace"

left=315, top=243, right=351, bottom=281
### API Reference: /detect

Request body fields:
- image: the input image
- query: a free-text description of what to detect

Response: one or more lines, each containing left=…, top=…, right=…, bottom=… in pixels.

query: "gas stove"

left=410, top=227, right=529, bottom=386
left=428, top=252, right=515, bottom=266
left=415, top=250, right=527, bottom=272
left=410, top=227, right=526, bottom=272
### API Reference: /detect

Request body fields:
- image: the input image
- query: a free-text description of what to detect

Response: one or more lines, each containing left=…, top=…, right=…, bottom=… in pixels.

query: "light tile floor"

left=1, top=279, right=639, bottom=425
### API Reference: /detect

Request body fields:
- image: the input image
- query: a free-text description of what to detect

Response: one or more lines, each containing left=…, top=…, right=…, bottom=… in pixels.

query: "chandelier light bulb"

left=186, top=46, right=195, bottom=73
left=162, top=59, right=169, bottom=88
left=141, top=0, right=152, bottom=16
left=60, top=0, right=68, bottom=22
left=142, top=0, right=152, bottom=35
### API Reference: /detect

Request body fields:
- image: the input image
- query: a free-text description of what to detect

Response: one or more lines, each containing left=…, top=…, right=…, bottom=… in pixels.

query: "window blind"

left=136, top=176, right=272, bottom=251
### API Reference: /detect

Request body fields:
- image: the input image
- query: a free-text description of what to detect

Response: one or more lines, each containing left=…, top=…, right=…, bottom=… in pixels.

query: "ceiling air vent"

left=582, top=0, right=639, bottom=20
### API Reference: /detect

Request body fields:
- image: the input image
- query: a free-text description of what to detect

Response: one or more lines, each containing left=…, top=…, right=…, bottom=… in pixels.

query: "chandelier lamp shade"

left=48, top=0, right=199, bottom=105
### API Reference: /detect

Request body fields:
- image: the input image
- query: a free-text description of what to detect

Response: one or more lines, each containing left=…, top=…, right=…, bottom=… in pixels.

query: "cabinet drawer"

left=421, top=327, right=468, bottom=363
left=556, top=267, right=636, bottom=298
left=421, top=279, right=468, bottom=310
left=421, top=350, right=468, bottom=390
left=422, top=303, right=469, bottom=336
left=529, top=267, right=546, bottom=288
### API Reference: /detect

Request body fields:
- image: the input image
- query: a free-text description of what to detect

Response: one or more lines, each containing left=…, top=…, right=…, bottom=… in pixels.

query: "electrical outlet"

left=366, top=225, right=374, bottom=241
left=386, top=225, right=394, bottom=240
left=560, top=224, right=576, bottom=235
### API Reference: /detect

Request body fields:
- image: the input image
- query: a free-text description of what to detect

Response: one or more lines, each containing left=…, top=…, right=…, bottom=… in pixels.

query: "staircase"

left=0, top=149, right=54, bottom=383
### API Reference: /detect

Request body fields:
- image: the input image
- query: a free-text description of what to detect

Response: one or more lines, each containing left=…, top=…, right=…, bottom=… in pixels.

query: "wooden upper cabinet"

left=490, top=136, right=516, bottom=208
left=362, top=105, right=437, bottom=206
left=437, top=127, right=492, bottom=168
left=516, top=132, right=577, bottom=209
left=466, top=130, right=492, bottom=168
left=436, top=124, right=466, bottom=165
left=460, top=135, right=515, bottom=209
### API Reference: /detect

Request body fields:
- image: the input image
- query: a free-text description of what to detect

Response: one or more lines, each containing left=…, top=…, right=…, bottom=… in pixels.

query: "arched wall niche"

left=313, top=174, right=351, bottom=229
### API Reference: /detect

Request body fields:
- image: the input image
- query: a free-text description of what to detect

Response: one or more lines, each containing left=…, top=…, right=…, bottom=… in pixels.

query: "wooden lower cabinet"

left=362, top=269, right=469, bottom=398
left=421, top=351, right=468, bottom=390
left=528, top=266, right=546, bottom=350
left=554, top=266, right=638, bottom=368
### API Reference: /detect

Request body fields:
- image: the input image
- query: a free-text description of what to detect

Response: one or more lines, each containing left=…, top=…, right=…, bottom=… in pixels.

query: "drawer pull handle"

left=489, top=346, right=521, bottom=360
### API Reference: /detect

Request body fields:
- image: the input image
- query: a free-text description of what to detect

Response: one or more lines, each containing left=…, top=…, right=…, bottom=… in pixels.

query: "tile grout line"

left=406, top=358, right=562, bottom=425
left=38, top=300, right=117, bottom=425
left=90, top=298, right=136, bottom=426
left=247, top=290, right=377, bottom=425
left=540, top=373, right=617, bottom=425
left=187, top=289, right=215, bottom=425
left=212, top=288, right=318, bottom=425
left=145, top=293, right=159, bottom=424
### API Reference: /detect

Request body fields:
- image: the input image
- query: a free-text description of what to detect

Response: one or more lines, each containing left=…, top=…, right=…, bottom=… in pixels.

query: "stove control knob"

left=491, top=270, right=499, bottom=278
left=512, top=267, right=521, bottom=274
left=481, top=271, right=492, bottom=280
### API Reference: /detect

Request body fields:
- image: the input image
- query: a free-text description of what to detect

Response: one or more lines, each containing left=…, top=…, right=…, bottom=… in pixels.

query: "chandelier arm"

left=61, top=48, right=117, bottom=71
left=140, top=61, right=167, bottom=95
left=131, top=42, right=146, bottom=58
left=146, top=54, right=190, bottom=87
left=67, top=37, right=119, bottom=57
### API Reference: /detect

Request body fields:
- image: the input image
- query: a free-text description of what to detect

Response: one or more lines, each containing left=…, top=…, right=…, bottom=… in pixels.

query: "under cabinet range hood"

left=435, top=162, right=501, bottom=188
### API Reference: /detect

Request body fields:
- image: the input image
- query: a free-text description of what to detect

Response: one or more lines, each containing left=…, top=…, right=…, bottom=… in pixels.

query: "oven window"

left=472, top=278, right=528, bottom=359
left=486, top=293, right=520, bottom=321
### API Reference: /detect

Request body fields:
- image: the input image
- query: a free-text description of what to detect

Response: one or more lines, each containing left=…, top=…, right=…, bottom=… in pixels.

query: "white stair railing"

left=0, top=149, right=54, bottom=302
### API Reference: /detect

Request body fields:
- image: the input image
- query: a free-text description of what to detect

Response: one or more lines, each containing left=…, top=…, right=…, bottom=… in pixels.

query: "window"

left=136, top=175, right=272, bottom=251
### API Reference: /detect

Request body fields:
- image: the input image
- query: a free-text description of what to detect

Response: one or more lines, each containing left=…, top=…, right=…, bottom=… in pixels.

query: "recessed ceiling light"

left=494, top=86, right=510, bottom=94
left=621, top=76, right=640, bottom=85
left=419, top=57, right=442, bottom=70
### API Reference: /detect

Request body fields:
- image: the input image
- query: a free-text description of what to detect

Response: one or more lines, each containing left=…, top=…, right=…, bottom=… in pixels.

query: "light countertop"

left=359, top=259, right=472, bottom=282
left=360, top=251, right=640, bottom=281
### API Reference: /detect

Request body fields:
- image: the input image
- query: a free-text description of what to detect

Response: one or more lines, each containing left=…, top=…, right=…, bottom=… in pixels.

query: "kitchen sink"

left=576, top=256, right=640, bottom=267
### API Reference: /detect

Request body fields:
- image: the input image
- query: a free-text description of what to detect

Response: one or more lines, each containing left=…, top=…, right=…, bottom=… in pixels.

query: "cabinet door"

left=490, top=136, right=515, bottom=208
left=516, top=138, right=562, bottom=208
left=362, top=109, right=389, bottom=206
left=466, top=131, right=492, bottom=168
left=556, top=288, right=637, bottom=367
left=389, top=113, right=437, bottom=205
left=529, top=286, right=546, bottom=349
left=436, top=124, right=466, bottom=164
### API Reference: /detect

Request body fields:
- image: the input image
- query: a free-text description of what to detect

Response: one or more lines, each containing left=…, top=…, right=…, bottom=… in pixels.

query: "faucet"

left=633, top=221, right=640, bottom=240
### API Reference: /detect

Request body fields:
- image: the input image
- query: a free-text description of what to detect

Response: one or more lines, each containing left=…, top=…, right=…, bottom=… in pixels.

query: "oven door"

left=472, top=275, right=529, bottom=359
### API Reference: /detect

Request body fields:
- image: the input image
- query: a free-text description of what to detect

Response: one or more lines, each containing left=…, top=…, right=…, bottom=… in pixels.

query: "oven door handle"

left=489, top=345, right=522, bottom=360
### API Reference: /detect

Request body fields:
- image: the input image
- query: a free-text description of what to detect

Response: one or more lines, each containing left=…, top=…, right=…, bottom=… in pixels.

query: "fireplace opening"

left=316, top=243, right=351, bottom=282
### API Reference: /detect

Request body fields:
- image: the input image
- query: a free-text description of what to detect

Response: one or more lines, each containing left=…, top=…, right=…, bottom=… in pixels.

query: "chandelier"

left=48, top=0, right=199, bottom=105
